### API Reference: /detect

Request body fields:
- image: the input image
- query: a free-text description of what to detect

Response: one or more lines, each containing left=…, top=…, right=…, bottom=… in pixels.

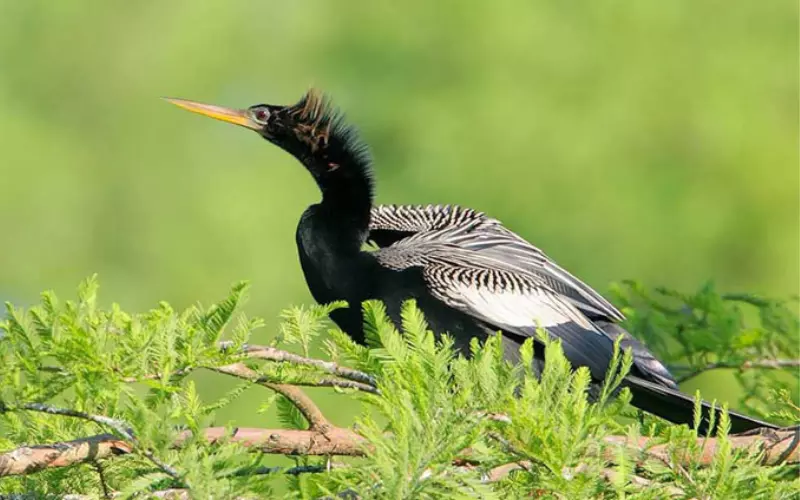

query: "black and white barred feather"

left=370, top=204, right=625, bottom=323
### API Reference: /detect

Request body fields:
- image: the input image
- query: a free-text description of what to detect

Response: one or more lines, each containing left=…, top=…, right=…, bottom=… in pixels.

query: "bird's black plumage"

left=167, top=90, right=777, bottom=435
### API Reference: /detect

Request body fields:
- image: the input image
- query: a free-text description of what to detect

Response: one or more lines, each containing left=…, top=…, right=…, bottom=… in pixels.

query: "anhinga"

left=166, top=90, right=776, bottom=434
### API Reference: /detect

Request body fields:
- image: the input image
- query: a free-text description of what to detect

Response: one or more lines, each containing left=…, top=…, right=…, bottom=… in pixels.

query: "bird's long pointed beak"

left=163, top=97, right=260, bottom=130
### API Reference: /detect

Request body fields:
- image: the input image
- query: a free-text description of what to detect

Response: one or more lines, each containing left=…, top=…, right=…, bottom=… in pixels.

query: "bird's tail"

left=623, top=375, right=778, bottom=435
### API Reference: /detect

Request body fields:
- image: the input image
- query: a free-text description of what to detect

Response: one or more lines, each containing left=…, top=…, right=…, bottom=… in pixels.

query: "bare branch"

left=213, top=424, right=789, bottom=464
left=0, top=403, right=184, bottom=486
left=671, top=359, right=800, bottom=384
left=188, top=426, right=366, bottom=456
left=602, top=427, right=800, bottom=466
left=208, top=359, right=378, bottom=393
left=234, top=343, right=377, bottom=387
left=0, top=434, right=131, bottom=477
left=265, top=384, right=331, bottom=431
left=2, top=426, right=795, bottom=480
left=0, top=429, right=354, bottom=478
left=209, top=363, right=331, bottom=430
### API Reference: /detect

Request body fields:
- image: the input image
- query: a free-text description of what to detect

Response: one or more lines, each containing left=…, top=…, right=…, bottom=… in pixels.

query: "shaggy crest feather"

left=289, top=90, right=372, bottom=164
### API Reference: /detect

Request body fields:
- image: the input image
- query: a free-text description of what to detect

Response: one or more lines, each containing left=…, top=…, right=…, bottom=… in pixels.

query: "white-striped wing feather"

left=369, top=204, right=624, bottom=322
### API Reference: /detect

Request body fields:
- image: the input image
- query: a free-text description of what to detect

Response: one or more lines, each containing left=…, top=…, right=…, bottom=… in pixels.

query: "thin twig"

left=671, top=359, right=800, bottom=384
left=93, top=461, right=112, bottom=499
left=486, top=432, right=539, bottom=476
left=44, top=362, right=378, bottom=393
left=6, top=403, right=135, bottom=439
left=39, top=365, right=194, bottom=384
left=209, top=361, right=378, bottom=394
left=140, top=449, right=183, bottom=483
left=230, top=464, right=327, bottom=476
left=299, top=377, right=379, bottom=394
left=42, top=343, right=379, bottom=390
left=775, top=426, right=800, bottom=465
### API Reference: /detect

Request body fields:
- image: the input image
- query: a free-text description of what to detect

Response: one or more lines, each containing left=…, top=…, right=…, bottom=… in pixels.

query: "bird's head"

left=164, top=90, right=371, bottom=188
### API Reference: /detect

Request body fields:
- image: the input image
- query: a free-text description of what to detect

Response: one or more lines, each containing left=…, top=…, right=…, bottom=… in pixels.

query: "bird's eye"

left=251, top=108, right=270, bottom=124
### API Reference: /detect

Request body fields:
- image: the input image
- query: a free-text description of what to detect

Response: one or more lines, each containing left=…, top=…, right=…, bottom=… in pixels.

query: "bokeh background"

left=1, top=2, right=797, bottom=426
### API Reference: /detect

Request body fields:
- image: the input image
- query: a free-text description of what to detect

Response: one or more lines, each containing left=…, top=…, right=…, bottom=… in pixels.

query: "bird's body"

left=166, top=90, right=777, bottom=435
left=298, top=206, right=507, bottom=358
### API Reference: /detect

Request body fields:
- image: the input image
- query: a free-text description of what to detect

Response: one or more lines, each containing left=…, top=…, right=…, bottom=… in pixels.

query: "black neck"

left=317, top=162, right=373, bottom=227
left=307, top=164, right=371, bottom=255
left=288, top=133, right=374, bottom=247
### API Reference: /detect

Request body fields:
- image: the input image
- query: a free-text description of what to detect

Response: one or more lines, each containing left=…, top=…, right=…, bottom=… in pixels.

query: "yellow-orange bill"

left=163, top=97, right=259, bottom=130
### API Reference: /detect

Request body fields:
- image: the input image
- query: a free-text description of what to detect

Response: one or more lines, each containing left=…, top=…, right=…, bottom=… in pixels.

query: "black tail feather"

left=624, top=376, right=778, bottom=435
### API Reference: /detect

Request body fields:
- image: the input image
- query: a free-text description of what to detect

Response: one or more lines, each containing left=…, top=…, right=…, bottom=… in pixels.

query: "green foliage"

left=323, top=301, right=495, bottom=498
left=611, top=281, right=800, bottom=417
left=0, top=277, right=270, bottom=498
left=277, top=302, right=348, bottom=357
left=308, top=301, right=798, bottom=499
left=1, top=279, right=798, bottom=498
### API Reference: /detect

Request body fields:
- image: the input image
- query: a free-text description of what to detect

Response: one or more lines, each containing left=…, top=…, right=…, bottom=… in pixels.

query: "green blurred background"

left=0, top=2, right=797, bottom=426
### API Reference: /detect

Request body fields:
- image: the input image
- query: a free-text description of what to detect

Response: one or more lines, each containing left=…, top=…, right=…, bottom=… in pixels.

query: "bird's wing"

left=369, top=203, right=487, bottom=234
left=594, top=321, right=677, bottom=389
left=375, top=235, right=618, bottom=380
left=375, top=222, right=678, bottom=387
left=369, top=204, right=624, bottom=322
